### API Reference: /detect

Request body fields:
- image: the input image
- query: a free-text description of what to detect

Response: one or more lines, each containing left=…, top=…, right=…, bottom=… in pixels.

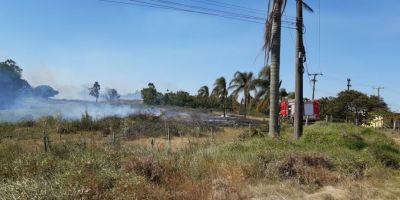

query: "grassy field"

left=0, top=117, right=399, bottom=199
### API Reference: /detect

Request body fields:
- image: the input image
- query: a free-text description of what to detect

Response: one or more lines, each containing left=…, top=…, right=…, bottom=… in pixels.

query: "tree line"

left=140, top=66, right=399, bottom=127
left=140, top=66, right=289, bottom=118
left=319, top=90, right=399, bottom=126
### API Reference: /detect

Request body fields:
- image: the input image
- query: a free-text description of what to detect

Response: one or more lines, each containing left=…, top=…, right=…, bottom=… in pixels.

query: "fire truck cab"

left=279, top=98, right=320, bottom=122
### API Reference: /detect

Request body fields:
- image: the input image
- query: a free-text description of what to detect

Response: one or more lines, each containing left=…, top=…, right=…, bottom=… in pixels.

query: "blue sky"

left=0, top=0, right=399, bottom=111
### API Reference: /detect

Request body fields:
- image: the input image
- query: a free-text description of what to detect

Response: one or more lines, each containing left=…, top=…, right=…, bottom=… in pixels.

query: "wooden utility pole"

left=308, top=73, right=323, bottom=100
left=347, top=78, right=352, bottom=91
left=294, top=0, right=305, bottom=140
left=373, top=86, right=384, bottom=98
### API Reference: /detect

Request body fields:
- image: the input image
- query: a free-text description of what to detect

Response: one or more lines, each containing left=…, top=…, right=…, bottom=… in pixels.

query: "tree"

left=212, top=77, right=228, bottom=117
left=197, top=86, right=210, bottom=108
left=319, top=90, right=389, bottom=125
left=229, top=71, right=255, bottom=118
left=172, top=91, right=193, bottom=107
left=319, top=96, right=336, bottom=119
left=287, top=92, right=295, bottom=99
left=141, top=83, right=161, bottom=105
left=106, top=89, right=120, bottom=102
left=253, top=66, right=271, bottom=113
left=0, top=59, right=32, bottom=107
left=0, top=59, right=22, bottom=78
left=336, top=90, right=370, bottom=125
left=32, top=85, right=59, bottom=98
left=197, top=86, right=209, bottom=98
left=89, top=82, right=101, bottom=103
left=264, top=0, right=284, bottom=137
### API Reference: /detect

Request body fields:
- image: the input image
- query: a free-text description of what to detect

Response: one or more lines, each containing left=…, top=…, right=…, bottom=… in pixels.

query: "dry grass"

left=1, top=121, right=400, bottom=199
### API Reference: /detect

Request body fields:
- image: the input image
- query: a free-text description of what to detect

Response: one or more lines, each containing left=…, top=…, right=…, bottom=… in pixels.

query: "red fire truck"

left=279, top=99, right=320, bottom=122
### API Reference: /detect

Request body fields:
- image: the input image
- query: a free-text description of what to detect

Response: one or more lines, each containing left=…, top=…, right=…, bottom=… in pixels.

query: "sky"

left=0, top=0, right=399, bottom=111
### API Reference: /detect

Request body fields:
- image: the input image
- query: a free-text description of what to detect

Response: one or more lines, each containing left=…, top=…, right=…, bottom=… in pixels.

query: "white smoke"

left=0, top=98, right=162, bottom=122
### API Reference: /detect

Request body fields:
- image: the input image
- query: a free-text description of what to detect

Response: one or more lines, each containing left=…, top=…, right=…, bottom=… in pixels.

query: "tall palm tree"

left=197, top=86, right=209, bottom=98
left=229, top=71, right=255, bottom=119
left=264, top=0, right=313, bottom=137
left=212, top=77, right=228, bottom=117
left=264, top=0, right=284, bottom=138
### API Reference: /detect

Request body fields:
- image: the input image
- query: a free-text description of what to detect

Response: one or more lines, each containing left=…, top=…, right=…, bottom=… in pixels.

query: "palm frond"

left=281, top=0, right=288, bottom=14
left=302, top=1, right=314, bottom=13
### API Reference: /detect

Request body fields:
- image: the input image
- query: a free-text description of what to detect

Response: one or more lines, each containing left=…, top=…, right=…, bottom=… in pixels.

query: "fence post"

left=167, top=127, right=171, bottom=146
left=43, top=122, right=49, bottom=153
left=325, top=115, right=329, bottom=123
left=43, top=134, right=48, bottom=153
left=394, top=120, right=397, bottom=131
left=112, top=129, right=116, bottom=146
left=248, top=123, right=252, bottom=135
left=210, top=127, right=214, bottom=141
left=305, top=116, right=309, bottom=126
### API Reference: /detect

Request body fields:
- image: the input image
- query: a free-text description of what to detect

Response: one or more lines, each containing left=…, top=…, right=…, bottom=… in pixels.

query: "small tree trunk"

left=223, top=97, right=227, bottom=117
left=244, top=95, right=247, bottom=119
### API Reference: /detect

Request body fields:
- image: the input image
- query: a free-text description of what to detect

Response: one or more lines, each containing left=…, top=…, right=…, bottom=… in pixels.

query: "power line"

left=99, top=0, right=298, bottom=28
left=146, top=0, right=266, bottom=21
left=99, top=0, right=264, bottom=24
left=188, top=0, right=266, bottom=14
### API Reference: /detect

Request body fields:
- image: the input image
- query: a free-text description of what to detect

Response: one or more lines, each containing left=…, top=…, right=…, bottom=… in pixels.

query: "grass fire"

left=1, top=0, right=400, bottom=199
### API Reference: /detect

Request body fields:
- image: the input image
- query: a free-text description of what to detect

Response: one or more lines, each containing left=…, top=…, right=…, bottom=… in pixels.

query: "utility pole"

left=308, top=73, right=323, bottom=100
left=373, top=86, right=384, bottom=98
left=294, top=0, right=305, bottom=140
left=347, top=78, right=352, bottom=91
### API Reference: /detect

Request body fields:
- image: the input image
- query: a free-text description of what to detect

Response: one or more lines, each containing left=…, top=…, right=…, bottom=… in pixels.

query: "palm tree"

left=197, top=86, right=209, bottom=98
left=212, top=77, right=228, bottom=117
left=229, top=71, right=255, bottom=119
left=253, top=65, right=271, bottom=113
left=264, top=0, right=313, bottom=137
left=198, top=85, right=210, bottom=108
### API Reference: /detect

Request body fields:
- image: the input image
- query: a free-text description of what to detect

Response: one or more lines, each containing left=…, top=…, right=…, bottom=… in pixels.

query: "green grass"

left=0, top=122, right=399, bottom=199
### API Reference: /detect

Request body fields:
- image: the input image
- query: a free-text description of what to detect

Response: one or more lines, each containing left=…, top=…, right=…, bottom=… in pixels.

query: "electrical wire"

left=100, top=0, right=298, bottom=28
left=146, top=0, right=266, bottom=21
left=187, top=0, right=266, bottom=15
left=99, top=0, right=264, bottom=24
